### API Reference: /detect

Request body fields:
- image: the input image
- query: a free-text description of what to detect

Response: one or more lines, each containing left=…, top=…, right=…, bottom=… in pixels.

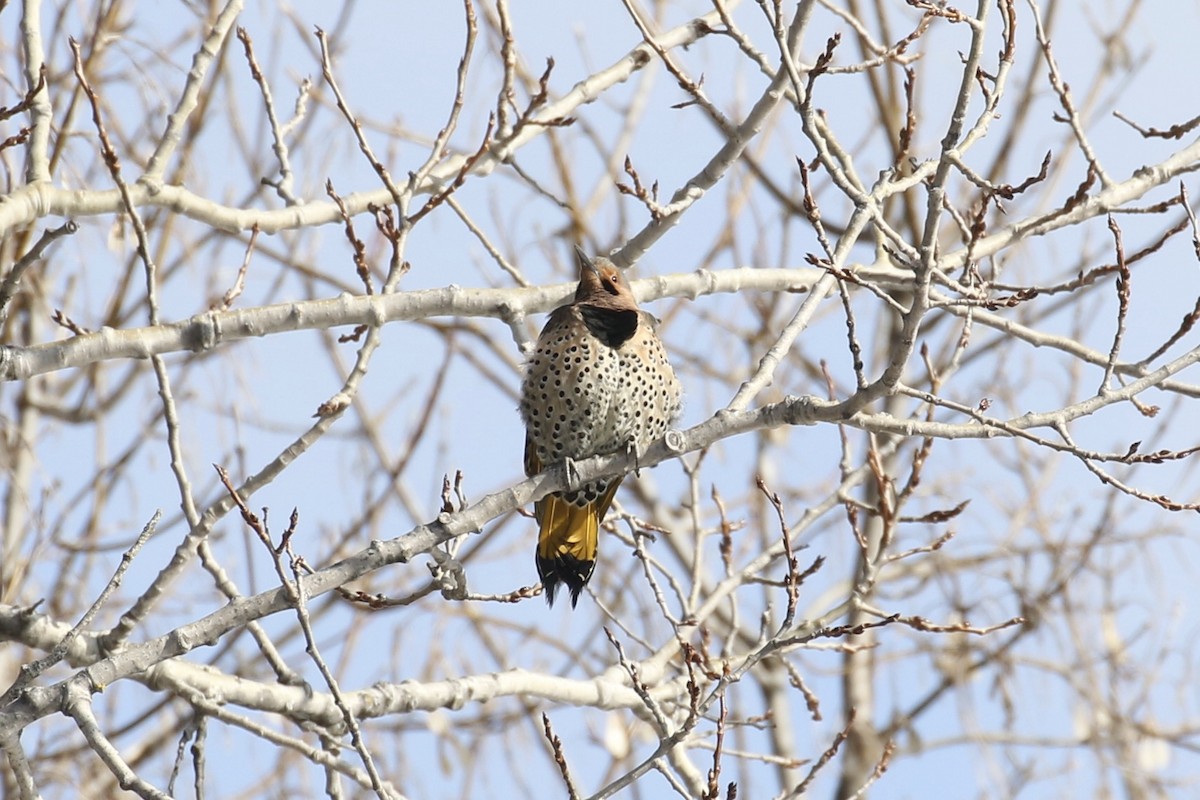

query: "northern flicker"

left=520, top=247, right=682, bottom=607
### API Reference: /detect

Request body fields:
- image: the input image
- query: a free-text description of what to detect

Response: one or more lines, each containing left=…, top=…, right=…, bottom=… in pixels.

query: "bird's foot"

left=561, top=456, right=581, bottom=492
left=625, top=440, right=642, bottom=478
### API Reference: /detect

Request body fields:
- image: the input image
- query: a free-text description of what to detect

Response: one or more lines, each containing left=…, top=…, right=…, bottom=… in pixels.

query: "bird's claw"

left=625, top=440, right=642, bottom=478
left=562, top=456, right=581, bottom=492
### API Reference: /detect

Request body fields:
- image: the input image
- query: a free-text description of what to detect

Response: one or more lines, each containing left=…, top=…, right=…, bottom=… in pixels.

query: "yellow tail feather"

left=535, top=479, right=622, bottom=607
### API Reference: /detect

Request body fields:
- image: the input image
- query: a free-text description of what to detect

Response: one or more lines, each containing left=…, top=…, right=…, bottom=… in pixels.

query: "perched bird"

left=520, top=246, right=682, bottom=607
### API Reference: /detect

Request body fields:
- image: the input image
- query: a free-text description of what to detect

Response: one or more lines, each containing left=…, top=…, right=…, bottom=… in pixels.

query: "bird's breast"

left=520, top=317, right=679, bottom=465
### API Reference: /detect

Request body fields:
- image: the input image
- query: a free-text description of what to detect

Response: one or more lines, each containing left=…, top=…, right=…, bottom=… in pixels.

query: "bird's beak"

left=574, top=245, right=599, bottom=276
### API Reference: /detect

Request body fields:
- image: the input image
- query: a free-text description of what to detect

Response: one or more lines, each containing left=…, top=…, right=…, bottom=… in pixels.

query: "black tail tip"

left=537, top=555, right=596, bottom=608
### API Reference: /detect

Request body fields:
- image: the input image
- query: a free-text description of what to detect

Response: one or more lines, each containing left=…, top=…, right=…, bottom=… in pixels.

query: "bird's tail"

left=535, top=479, right=622, bottom=607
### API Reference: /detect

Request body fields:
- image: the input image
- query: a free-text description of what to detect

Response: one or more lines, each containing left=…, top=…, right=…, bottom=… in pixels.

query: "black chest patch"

left=579, top=305, right=639, bottom=348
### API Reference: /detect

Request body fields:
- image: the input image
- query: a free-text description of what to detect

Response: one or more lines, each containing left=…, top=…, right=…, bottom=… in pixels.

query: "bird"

left=520, top=246, right=682, bottom=607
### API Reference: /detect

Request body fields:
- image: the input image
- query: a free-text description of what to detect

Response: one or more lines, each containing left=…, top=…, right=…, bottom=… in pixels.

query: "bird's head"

left=573, top=245, right=636, bottom=306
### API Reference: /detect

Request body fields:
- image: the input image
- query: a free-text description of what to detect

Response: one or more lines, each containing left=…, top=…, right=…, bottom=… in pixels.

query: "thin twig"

left=0, top=220, right=77, bottom=325
left=541, top=714, right=581, bottom=800
left=213, top=225, right=259, bottom=309
left=237, top=27, right=299, bottom=204
left=0, top=512, right=158, bottom=706
left=1101, top=215, right=1131, bottom=391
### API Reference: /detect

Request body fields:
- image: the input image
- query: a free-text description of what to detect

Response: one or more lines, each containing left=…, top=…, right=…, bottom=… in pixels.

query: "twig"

left=1181, top=183, right=1200, bottom=263
left=1055, top=423, right=1200, bottom=512
left=445, top=195, right=530, bottom=286
left=1101, top=215, right=1131, bottom=391
left=783, top=660, right=822, bottom=721
left=1113, top=109, right=1200, bottom=141
left=1028, top=0, right=1110, bottom=186
left=0, top=63, right=45, bottom=122
left=890, top=614, right=1025, bottom=636
left=491, top=0, right=518, bottom=135
left=629, top=520, right=682, bottom=627
left=702, top=694, right=728, bottom=800
left=327, top=182, right=375, bottom=295
left=403, top=0, right=479, bottom=201
left=316, top=27, right=408, bottom=210
left=141, top=0, right=242, bottom=183
left=237, top=27, right=299, bottom=204
left=0, top=730, right=40, bottom=799
left=604, top=627, right=671, bottom=734
left=0, top=219, right=76, bottom=324
left=213, top=225, right=259, bottom=309
left=19, top=4, right=52, bottom=184
left=408, top=112, right=496, bottom=225
left=841, top=739, right=896, bottom=800
left=541, top=714, right=581, bottom=800
left=64, top=680, right=173, bottom=799
left=613, top=2, right=800, bottom=266
left=755, top=477, right=801, bottom=625
left=167, top=714, right=206, bottom=797
left=0, top=512, right=160, bottom=706
left=787, top=710, right=855, bottom=797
